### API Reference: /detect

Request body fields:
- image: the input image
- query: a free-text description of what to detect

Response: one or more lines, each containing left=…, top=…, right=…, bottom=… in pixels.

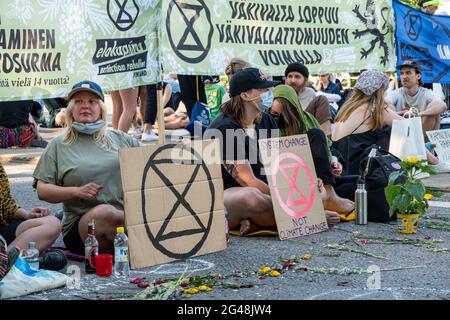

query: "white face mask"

left=72, top=120, right=106, bottom=135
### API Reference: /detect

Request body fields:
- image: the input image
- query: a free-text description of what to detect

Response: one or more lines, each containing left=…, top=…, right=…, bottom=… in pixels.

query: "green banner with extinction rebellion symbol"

left=0, top=0, right=160, bottom=102
left=160, top=0, right=396, bottom=76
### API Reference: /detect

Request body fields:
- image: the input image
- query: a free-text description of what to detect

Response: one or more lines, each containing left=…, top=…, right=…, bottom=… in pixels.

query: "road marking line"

left=428, top=201, right=450, bottom=209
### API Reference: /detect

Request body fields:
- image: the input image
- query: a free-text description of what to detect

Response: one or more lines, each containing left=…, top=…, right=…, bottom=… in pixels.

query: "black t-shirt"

left=205, top=112, right=279, bottom=189
left=0, top=100, right=33, bottom=128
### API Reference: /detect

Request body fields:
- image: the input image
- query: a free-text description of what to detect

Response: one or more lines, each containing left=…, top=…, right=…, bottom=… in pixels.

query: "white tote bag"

left=389, top=115, right=427, bottom=160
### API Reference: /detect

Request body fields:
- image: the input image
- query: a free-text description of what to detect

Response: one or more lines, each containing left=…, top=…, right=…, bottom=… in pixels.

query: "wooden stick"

left=156, top=88, right=165, bottom=144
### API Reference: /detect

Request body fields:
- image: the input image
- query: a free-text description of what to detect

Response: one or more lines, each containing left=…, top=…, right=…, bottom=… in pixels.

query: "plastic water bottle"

left=114, top=227, right=130, bottom=277
left=24, top=242, right=40, bottom=271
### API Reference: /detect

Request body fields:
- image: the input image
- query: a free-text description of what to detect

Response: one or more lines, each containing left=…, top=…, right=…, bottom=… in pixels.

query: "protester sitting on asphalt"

left=0, top=162, right=62, bottom=280
left=332, top=70, right=443, bottom=175
left=158, top=101, right=190, bottom=130
left=270, top=85, right=356, bottom=216
left=40, top=98, right=68, bottom=128
left=206, top=68, right=341, bottom=236
left=163, top=74, right=181, bottom=111
left=385, top=60, right=447, bottom=136
left=315, top=72, right=343, bottom=114
left=0, top=100, right=48, bottom=149
left=205, top=68, right=279, bottom=235
left=33, top=80, right=142, bottom=255
left=284, top=62, right=332, bottom=137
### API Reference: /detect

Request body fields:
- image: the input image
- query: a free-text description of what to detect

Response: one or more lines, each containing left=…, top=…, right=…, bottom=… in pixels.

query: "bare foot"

left=324, top=197, right=355, bottom=215
left=323, top=185, right=355, bottom=215
left=239, top=219, right=252, bottom=235
left=325, top=210, right=340, bottom=228
left=239, top=219, right=264, bottom=236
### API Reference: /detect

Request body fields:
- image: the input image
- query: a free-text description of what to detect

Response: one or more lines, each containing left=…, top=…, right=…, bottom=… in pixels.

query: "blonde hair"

left=64, top=98, right=111, bottom=147
left=220, top=95, right=261, bottom=128
left=335, top=88, right=387, bottom=131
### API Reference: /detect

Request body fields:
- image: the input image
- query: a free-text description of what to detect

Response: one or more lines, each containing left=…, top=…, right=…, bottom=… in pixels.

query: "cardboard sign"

left=119, top=140, right=226, bottom=269
left=426, top=129, right=450, bottom=163
left=258, top=135, right=328, bottom=240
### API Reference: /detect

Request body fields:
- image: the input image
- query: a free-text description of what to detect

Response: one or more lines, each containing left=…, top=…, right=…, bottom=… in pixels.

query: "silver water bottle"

left=355, top=177, right=368, bottom=225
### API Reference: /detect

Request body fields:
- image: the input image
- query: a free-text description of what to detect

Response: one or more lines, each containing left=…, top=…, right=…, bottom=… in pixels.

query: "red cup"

left=95, top=254, right=113, bottom=277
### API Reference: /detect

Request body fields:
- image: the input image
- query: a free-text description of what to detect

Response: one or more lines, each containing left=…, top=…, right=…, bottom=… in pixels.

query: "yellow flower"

left=259, top=266, right=271, bottom=273
left=300, top=254, right=312, bottom=260
left=403, top=156, right=419, bottom=164
left=424, top=194, right=433, bottom=200
left=184, top=288, right=199, bottom=294
left=270, top=270, right=281, bottom=277
left=198, top=285, right=212, bottom=292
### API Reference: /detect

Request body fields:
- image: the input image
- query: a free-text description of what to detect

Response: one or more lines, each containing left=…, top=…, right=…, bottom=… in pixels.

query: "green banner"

left=0, top=0, right=160, bottom=102
left=160, top=0, right=396, bottom=76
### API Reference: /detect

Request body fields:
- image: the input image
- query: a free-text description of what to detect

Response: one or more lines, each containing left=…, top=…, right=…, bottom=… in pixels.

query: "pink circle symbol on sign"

left=271, top=152, right=315, bottom=218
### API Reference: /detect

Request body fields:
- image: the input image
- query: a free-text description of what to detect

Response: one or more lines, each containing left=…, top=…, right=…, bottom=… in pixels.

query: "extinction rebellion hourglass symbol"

left=271, top=152, right=316, bottom=218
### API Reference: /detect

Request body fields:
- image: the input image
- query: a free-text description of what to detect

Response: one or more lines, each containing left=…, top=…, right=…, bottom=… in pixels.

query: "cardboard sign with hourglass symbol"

left=259, top=135, right=328, bottom=240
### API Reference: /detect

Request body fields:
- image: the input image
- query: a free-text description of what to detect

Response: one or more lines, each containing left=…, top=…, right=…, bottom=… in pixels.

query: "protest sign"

left=119, top=140, right=226, bottom=269
left=258, top=135, right=328, bottom=240
left=426, top=129, right=450, bottom=162
left=393, top=0, right=450, bottom=84
left=0, top=0, right=160, bottom=101
left=160, top=0, right=396, bottom=75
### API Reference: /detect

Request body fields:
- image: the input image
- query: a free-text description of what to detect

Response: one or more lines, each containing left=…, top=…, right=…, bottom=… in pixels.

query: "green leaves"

left=392, top=192, right=412, bottom=215
left=385, top=157, right=441, bottom=215
left=388, top=171, right=402, bottom=185
left=406, top=179, right=425, bottom=200
left=385, top=184, right=401, bottom=206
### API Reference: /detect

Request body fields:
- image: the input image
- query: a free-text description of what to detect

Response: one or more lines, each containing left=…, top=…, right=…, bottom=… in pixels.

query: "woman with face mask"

left=205, top=68, right=280, bottom=236
left=33, top=81, right=142, bottom=256
left=270, top=85, right=355, bottom=221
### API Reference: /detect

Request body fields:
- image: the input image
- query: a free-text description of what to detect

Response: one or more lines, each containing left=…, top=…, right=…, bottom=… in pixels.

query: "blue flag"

left=393, top=0, right=450, bottom=83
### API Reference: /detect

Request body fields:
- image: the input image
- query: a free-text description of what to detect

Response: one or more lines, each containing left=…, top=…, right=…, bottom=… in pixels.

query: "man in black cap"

left=284, top=62, right=332, bottom=136
left=385, top=60, right=446, bottom=133
left=205, top=68, right=279, bottom=236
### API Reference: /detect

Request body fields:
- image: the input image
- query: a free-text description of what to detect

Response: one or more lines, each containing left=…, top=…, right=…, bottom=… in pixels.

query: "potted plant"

left=384, top=156, right=442, bottom=234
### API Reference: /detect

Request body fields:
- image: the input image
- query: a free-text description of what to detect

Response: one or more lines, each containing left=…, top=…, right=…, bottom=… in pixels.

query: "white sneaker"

left=430, top=161, right=450, bottom=173
left=141, top=131, right=159, bottom=142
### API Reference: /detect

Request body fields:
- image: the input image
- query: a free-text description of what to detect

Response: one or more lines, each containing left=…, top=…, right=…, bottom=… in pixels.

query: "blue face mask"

left=256, top=90, right=274, bottom=112
left=72, top=120, right=106, bottom=135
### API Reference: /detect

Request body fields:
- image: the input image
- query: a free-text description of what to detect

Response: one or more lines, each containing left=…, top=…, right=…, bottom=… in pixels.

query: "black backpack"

left=359, top=145, right=403, bottom=222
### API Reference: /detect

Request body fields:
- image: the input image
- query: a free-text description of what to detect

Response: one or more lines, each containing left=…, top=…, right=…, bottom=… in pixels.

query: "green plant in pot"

left=384, top=156, right=442, bottom=234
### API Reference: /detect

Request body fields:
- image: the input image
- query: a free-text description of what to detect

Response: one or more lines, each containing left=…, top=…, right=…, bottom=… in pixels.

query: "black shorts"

left=0, top=219, right=24, bottom=245
left=63, top=217, right=84, bottom=255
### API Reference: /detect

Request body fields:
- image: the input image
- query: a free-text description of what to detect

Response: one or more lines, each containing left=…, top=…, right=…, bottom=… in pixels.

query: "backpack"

left=359, top=145, right=404, bottom=222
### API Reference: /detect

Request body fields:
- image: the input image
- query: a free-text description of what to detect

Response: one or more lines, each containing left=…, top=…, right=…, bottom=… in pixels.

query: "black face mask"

left=271, top=114, right=285, bottom=129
